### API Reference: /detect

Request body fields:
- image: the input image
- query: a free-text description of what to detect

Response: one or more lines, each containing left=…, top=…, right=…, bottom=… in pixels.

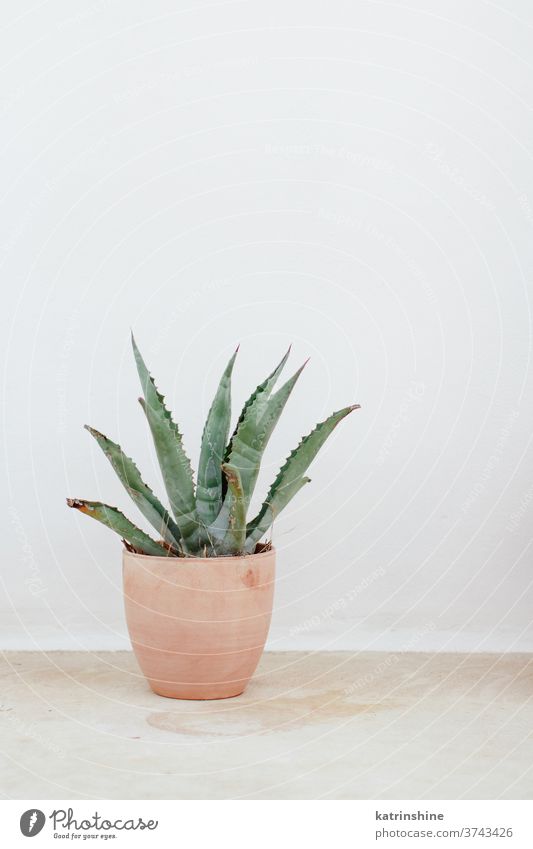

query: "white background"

left=2, top=0, right=532, bottom=652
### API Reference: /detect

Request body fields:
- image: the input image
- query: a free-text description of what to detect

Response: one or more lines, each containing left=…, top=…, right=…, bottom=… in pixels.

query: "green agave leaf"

left=254, top=358, right=308, bottom=467
left=132, top=334, right=199, bottom=552
left=205, top=494, right=231, bottom=546
left=223, top=348, right=300, bottom=509
left=223, top=346, right=291, bottom=465
left=84, top=425, right=181, bottom=550
left=126, top=487, right=181, bottom=552
left=196, top=348, right=238, bottom=526
left=138, top=398, right=199, bottom=552
left=245, top=404, right=360, bottom=547
left=218, top=464, right=247, bottom=555
left=244, top=475, right=311, bottom=553
left=66, top=499, right=172, bottom=556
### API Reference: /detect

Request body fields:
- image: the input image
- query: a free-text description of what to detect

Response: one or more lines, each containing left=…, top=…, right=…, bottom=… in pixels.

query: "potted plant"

left=67, top=336, right=359, bottom=699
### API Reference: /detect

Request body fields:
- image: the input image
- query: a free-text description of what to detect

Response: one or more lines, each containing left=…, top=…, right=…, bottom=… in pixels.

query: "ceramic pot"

left=122, top=546, right=275, bottom=700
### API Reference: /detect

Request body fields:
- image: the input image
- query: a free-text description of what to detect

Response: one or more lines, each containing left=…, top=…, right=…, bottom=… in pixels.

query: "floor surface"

left=0, top=651, right=531, bottom=799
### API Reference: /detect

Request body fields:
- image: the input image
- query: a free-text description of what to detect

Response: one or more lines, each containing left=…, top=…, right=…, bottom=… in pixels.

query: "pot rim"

left=122, top=544, right=275, bottom=567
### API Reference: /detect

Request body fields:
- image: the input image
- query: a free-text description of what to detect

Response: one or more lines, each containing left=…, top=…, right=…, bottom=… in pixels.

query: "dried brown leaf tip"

left=66, top=499, right=90, bottom=513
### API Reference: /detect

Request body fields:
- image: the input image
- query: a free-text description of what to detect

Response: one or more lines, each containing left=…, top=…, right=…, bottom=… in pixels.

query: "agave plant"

left=67, top=335, right=359, bottom=557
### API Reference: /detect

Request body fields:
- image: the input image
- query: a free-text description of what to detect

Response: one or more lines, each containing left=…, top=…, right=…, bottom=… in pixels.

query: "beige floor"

left=0, top=651, right=531, bottom=799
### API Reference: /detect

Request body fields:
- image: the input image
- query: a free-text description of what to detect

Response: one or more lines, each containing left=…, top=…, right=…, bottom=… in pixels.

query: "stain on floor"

left=146, top=689, right=391, bottom=736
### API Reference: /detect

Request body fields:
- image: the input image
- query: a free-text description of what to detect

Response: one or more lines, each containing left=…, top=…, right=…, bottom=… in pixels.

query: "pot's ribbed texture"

left=123, top=548, right=275, bottom=700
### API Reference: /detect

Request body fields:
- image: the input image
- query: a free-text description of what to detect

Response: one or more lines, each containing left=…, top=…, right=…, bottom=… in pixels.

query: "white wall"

left=2, top=0, right=532, bottom=652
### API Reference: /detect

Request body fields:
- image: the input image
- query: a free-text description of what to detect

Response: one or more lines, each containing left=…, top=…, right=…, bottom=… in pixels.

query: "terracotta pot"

left=122, top=546, right=275, bottom=700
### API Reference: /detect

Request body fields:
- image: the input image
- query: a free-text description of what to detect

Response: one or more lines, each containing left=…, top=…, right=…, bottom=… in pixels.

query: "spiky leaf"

left=84, top=425, right=181, bottom=550
left=223, top=346, right=290, bottom=465
left=66, top=499, right=172, bottom=556
left=245, top=404, right=360, bottom=547
left=138, top=398, right=199, bottom=551
left=244, top=475, right=311, bottom=552
left=252, top=358, right=308, bottom=476
left=223, top=350, right=303, bottom=509
left=196, top=348, right=238, bottom=526
left=132, top=335, right=199, bottom=551
left=205, top=494, right=231, bottom=546
left=218, top=464, right=247, bottom=555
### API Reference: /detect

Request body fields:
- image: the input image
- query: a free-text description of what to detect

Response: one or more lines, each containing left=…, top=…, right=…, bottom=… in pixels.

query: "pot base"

left=148, top=681, right=246, bottom=700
